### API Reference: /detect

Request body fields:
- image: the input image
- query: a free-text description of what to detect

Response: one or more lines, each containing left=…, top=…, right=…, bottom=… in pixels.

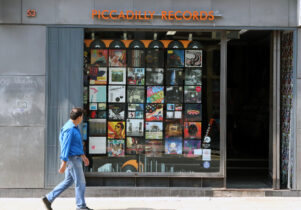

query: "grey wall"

left=296, top=28, right=301, bottom=190
left=0, top=25, right=46, bottom=188
left=0, top=0, right=298, bottom=27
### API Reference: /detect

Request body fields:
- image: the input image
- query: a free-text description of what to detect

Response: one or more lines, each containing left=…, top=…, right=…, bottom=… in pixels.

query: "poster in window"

left=97, top=110, right=106, bottom=119
left=145, top=49, right=164, bottom=67
left=127, top=86, right=145, bottom=103
left=165, top=137, right=183, bottom=155
left=145, top=140, right=163, bottom=157
left=185, top=50, right=202, bottom=67
left=184, top=122, right=202, bottom=139
left=185, top=68, right=202, bottom=85
left=108, top=104, right=125, bottom=120
left=147, top=86, right=164, bottom=103
left=167, top=50, right=185, bottom=67
left=109, top=68, right=126, bottom=84
left=108, top=139, right=125, bottom=157
left=185, top=104, right=202, bottom=121
left=183, top=140, right=202, bottom=157
left=128, top=104, right=144, bottom=119
left=90, top=111, right=97, bottom=119
left=89, top=103, right=97, bottom=110
left=166, top=86, right=183, bottom=103
left=166, top=111, right=174, bottom=119
left=145, top=104, right=163, bottom=121
left=126, top=119, right=144, bottom=136
left=91, top=49, right=108, bottom=66
left=89, top=86, right=106, bottom=102
left=166, top=68, right=184, bottom=85
left=165, top=120, right=183, bottom=138
left=146, top=68, right=164, bottom=85
left=126, top=137, right=145, bottom=155
left=98, top=103, right=106, bottom=110
left=108, top=121, right=125, bottom=139
left=145, top=122, right=163, bottom=139
left=109, top=49, right=126, bottom=67
left=184, top=86, right=202, bottom=103
left=128, top=68, right=145, bottom=85
left=127, top=50, right=145, bottom=67
left=89, top=66, right=107, bottom=85
left=82, top=122, right=88, bottom=141
left=128, top=104, right=144, bottom=111
left=89, top=137, right=106, bottom=154
left=108, top=85, right=125, bottom=103
left=89, top=119, right=106, bottom=136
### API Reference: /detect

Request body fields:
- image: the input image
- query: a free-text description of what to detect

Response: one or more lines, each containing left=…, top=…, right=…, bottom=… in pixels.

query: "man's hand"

left=58, top=161, right=67, bottom=174
left=81, top=155, right=90, bottom=166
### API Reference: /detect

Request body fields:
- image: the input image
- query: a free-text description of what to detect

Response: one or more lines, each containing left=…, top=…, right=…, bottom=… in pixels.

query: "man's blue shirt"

left=60, top=120, right=84, bottom=161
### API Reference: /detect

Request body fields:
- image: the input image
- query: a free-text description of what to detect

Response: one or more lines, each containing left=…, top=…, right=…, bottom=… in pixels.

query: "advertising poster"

left=185, top=68, right=202, bottom=85
left=89, top=86, right=106, bottom=102
left=109, top=49, right=126, bottom=67
left=108, top=140, right=125, bottom=157
left=185, top=50, right=202, bottom=67
left=128, top=68, right=145, bottom=85
left=147, top=86, right=164, bottom=103
left=126, top=137, right=145, bottom=155
left=109, top=68, right=126, bottom=84
left=90, top=49, right=108, bottom=66
left=166, top=86, right=183, bottom=103
left=145, top=49, right=164, bottom=67
left=89, top=137, right=106, bottom=154
left=145, top=122, right=163, bottom=139
left=126, top=119, right=144, bottom=136
left=167, top=50, right=185, bottom=67
left=89, top=119, right=106, bottom=136
left=108, top=85, right=126, bottom=103
left=127, top=86, right=145, bottom=103
left=165, top=137, right=183, bottom=155
left=184, top=86, right=202, bottom=103
left=165, top=121, right=183, bottom=138
left=183, top=140, right=202, bottom=157
left=185, top=104, right=202, bottom=121
left=145, top=104, right=163, bottom=121
left=145, top=140, right=163, bottom=157
left=184, top=122, right=202, bottom=139
left=146, top=68, right=164, bottom=85
left=108, top=104, right=125, bottom=120
left=89, top=66, right=107, bottom=85
left=166, top=68, right=184, bottom=85
left=127, top=50, right=145, bottom=67
left=108, top=121, right=125, bottom=139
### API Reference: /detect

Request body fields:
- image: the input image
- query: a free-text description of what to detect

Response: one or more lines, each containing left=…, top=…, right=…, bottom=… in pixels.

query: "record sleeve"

left=174, top=111, right=182, bottom=119
left=185, top=68, right=202, bottom=85
left=175, top=104, right=183, bottom=111
left=108, top=139, right=125, bottom=157
left=146, top=68, right=164, bottom=85
left=82, top=122, right=88, bottom=141
left=145, top=49, right=164, bottom=67
left=90, top=49, right=108, bottom=66
left=89, top=137, right=106, bottom=154
left=165, top=120, right=183, bottom=138
left=185, top=104, right=202, bottom=121
left=90, top=111, right=97, bottom=119
left=97, top=110, right=106, bottom=118
left=145, top=122, right=163, bottom=139
left=89, top=66, right=107, bottom=85
left=166, top=86, right=183, bottom=103
left=109, top=49, right=126, bottom=67
left=166, top=68, right=184, bottom=85
left=135, top=111, right=144, bottom=119
left=128, top=68, right=145, bottom=85
left=145, top=104, right=163, bottom=121
left=89, top=119, right=106, bottom=136
left=126, top=119, right=144, bottom=136
left=108, top=121, right=125, bottom=139
left=165, top=137, right=183, bottom=155
left=89, top=103, right=97, bottom=110
left=166, top=103, right=175, bottom=111
left=89, top=86, right=106, bottom=102
left=108, top=85, right=126, bottom=103
left=185, top=50, right=202, bottom=67
left=128, top=104, right=144, bottom=111
left=145, top=140, right=163, bottom=157
left=184, top=122, right=202, bottom=139
left=167, top=50, right=185, bottom=67
left=184, top=86, right=202, bottom=103
left=166, top=111, right=174, bottom=119
left=126, top=137, right=145, bottom=155
left=127, top=50, right=145, bottom=67
left=183, top=139, right=202, bottom=157
left=98, top=103, right=106, bottom=110
left=109, top=68, right=126, bottom=84
left=147, top=86, right=164, bottom=103
left=108, top=104, right=125, bottom=120
left=127, top=86, right=145, bottom=103
left=128, top=104, right=144, bottom=119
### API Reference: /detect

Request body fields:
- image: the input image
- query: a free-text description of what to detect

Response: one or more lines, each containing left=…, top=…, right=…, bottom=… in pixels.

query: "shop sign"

left=92, top=10, right=215, bottom=21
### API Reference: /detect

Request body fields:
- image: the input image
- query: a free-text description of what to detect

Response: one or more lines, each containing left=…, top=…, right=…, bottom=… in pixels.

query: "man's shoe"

left=76, top=207, right=93, bottom=210
left=42, top=196, right=52, bottom=210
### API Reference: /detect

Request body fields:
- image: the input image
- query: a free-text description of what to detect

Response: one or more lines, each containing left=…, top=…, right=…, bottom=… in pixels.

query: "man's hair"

left=70, top=108, right=84, bottom=120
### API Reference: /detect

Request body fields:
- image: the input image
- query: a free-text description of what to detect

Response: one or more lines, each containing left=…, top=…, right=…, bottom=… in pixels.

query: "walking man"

left=42, top=108, right=93, bottom=210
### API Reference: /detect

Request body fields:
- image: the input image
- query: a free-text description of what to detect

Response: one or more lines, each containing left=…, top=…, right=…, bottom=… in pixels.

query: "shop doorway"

left=226, top=30, right=272, bottom=188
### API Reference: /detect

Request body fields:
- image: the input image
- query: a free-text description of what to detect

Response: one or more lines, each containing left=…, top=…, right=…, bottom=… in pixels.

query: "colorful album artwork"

left=175, top=104, right=183, bottom=111
left=108, top=104, right=125, bottom=120
left=89, top=103, right=97, bottom=110
left=128, top=104, right=144, bottom=119
left=82, top=122, right=88, bottom=141
left=126, top=119, right=144, bottom=136
left=185, top=68, right=202, bottom=85
left=184, top=86, right=202, bottom=103
left=128, top=104, right=144, bottom=111
left=89, top=119, right=106, bottom=136
left=127, top=50, right=145, bottom=67
left=166, top=68, right=184, bottom=85
left=165, top=137, right=183, bottom=155
left=108, top=139, right=125, bottom=157
left=127, top=86, right=145, bottom=103
left=89, top=137, right=106, bottom=154
left=98, top=103, right=106, bottom=110
left=128, top=68, right=145, bottom=85
left=167, top=50, right=185, bottom=67
left=145, top=140, right=163, bottom=157
left=145, top=49, right=164, bottom=67
left=90, top=111, right=97, bottom=119
left=126, top=137, right=145, bottom=155
left=145, top=122, right=163, bottom=139
left=109, top=68, right=126, bottom=84
left=108, top=121, right=125, bottom=139
left=184, top=122, right=202, bottom=139
left=97, top=110, right=106, bottom=119
left=146, top=68, right=164, bottom=85
left=183, top=140, right=202, bottom=157
left=166, top=86, right=183, bottom=103
left=145, top=104, right=163, bottom=121
left=165, top=121, right=183, bottom=138
left=109, top=49, right=126, bottom=67
left=147, top=86, right=164, bottom=103
left=89, top=66, right=107, bottom=85
left=89, top=86, right=106, bottom=102
left=90, top=49, right=108, bottom=66
left=185, top=50, right=203, bottom=67
left=108, top=85, right=125, bottom=103
left=185, top=104, right=202, bottom=121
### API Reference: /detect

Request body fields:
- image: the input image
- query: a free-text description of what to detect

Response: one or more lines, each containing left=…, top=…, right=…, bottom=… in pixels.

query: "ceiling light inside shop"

left=188, top=33, right=193, bottom=41
left=166, top=31, right=176, bottom=35
left=91, top=32, right=95, bottom=40
left=154, top=32, right=158, bottom=40
left=123, top=32, right=127, bottom=40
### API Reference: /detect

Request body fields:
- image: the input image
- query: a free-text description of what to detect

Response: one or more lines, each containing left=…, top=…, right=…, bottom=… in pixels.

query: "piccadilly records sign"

left=92, top=10, right=216, bottom=21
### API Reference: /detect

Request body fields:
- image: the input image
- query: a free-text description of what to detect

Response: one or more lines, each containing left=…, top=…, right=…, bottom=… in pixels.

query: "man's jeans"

left=46, top=156, right=86, bottom=208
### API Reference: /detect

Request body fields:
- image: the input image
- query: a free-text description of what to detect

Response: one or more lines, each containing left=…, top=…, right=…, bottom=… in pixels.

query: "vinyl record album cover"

left=89, top=66, right=107, bottom=85
left=108, top=85, right=126, bottom=103
left=165, top=137, right=183, bottom=154
left=126, top=119, right=144, bottom=136
left=89, top=86, right=106, bottom=102
left=109, top=68, right=126, bottom=84
left=108, top=139, right=125, bottom=157
left=185, top=104, right=202, bottom=121
left=167, top=50, right=185, bottom=67
left=91, top=49, right=108, bottom=66
left=183, top=139, right=202, bottom=157
left=98, top=103, right=106, bottom=110
left=109, top=49, right=126, bottom=67
left=165, top=121, right=183, bottom=138
left=89, top=137, right=106, bottom=154
left=82, top=122, right=87, bottom=141
left=166, top=86, right=183, bottom=103
left=128, top=104, right=144, bottom=119
left=97, top=110, right=106, bottom=118
left=89, top=119, right=106, bottom=136
left=184, top=122, right=202, bottom=139
left=127, top=86, right=145, bottom=103
left=145, top=122, right=163, bottom=139
left=108, top=104, right=125, bottom=120
left=145, top=140, right=163, bottom=157
left=146, top=68, right=164, bottom=85
left=128, top=68, right=145, bottom=85
left=108, top=121, right=125, bottom=139
left=128, top=104, right=144, bottom=111
left=89, top=103, right=97, bottom=110
left=127, top=50, right=145, bottom=67
left=90, top=111, right=97, bottom=119
left=185, top=50, right=202, bottom=67
left=184, top=86, right=202, bottom=103
left=126, top=137, right=145, bottom=155
left=145, top=104, right=163, bottom=121
left=145, top=49, right=164, bottom=67
left=166, top=68, right=184, bottom=85
left=147, top=86, right=164, bottom=103
left=185, top=68, right=202, bottom=85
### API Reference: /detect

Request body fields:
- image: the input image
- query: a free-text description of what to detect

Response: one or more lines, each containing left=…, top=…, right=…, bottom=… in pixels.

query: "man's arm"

left=58, top=129, right=73, bottom=174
